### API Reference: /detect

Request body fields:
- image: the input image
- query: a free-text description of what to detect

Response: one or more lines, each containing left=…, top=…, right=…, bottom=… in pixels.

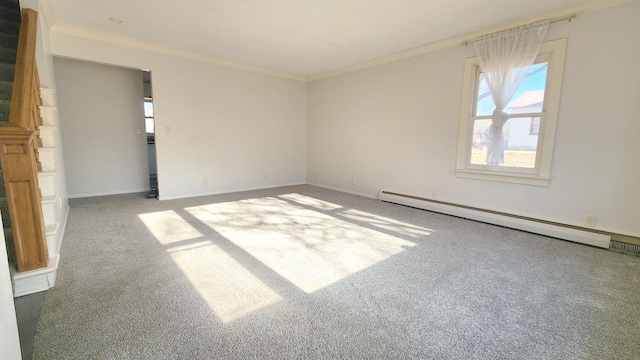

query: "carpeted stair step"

left=4, top=228, right=14, bottom=257
left=0, top=19, right=20, bottom=36
left=0, top=98, right=9, bottom=121
left=0, top=82, right=12, bottom=103
left=0, top=79, right=11, bottom=98
left=0, top=33, right=18, bottom=51
left=3, top=228, right=16, bottom=282
left=0, top=62, right=14, bottom=81
left=0, top=196, right=10, bottom=229
left=3, top=227, right=16, bottom=294
left=0, top=0, right=20, bottom=10
left=0, top=46, right=16, bottom=64
left=0, top=5, right=21, bottom=23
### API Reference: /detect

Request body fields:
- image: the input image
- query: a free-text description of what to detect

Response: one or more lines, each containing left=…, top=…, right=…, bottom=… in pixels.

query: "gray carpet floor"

left=33, top=185, right=640, bottom=359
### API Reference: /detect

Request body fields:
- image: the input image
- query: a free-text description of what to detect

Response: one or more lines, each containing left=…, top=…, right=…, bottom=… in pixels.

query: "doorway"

left=143, top=70, right=158, bottom=198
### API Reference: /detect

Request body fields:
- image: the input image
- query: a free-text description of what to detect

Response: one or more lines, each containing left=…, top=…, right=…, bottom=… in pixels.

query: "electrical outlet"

left=314, top=172, right=318, bottom=179
left=585, top=215, right=596, bottom=228
left=135, top=128, right=141, bottom=135
left=432, top=192, right=438, bottom=200
left=351, top=178, right=356, bottom=185
left=263, top=174, right=267, bottom=180
left=203, top=177, right=208, bottom=185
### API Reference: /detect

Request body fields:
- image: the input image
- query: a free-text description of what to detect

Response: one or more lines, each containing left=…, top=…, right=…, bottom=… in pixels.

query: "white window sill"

left=454, top=169, right=550, bottom=186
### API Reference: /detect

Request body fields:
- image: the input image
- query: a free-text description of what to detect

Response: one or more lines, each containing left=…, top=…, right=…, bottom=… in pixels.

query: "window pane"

left=145, top=118, right=154, bottom=134
left=530, top=118, right=540, bottom=135
left=144, top=101, right=154, bottom=117
left=470, top=118, right=539, bottom=168
left=475, top=62, right=548, bottom=116
left=504, top=117, right=538, bottom=168
left=475, top=77, right=495, bottom=116
left=470, top=119, right=491, bottom=164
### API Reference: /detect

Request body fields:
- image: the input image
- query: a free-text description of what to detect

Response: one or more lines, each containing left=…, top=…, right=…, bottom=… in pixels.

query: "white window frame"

left=144, top=99, right=155, bottom=135
left=455, top=38, right=567, bottom=187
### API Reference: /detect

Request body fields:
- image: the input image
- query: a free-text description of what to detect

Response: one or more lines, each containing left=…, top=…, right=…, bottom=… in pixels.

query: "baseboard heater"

left=378, top=191, right=611, bottom=249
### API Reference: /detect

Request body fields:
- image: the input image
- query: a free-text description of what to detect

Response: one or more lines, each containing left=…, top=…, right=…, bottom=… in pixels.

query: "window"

left=455, top=38, right=567, bottom=186
left=144, top=100, right=154, bottom=134
left=529, top=117, right=540, bottom=136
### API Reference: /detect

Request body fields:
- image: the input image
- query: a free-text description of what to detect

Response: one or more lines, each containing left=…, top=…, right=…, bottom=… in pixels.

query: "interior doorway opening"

left=143, top=70, right=158, bottom=198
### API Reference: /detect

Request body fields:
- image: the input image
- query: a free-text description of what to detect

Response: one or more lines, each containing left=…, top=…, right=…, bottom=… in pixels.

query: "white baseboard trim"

left=68, top=188, right=149, bottom=199
left=13, top=201, right=70, bottom=297
left=305, top=182, right=378, bottom=200
left=379, top=191, right=611, bottom=249
left=56, top=206, right=70, bottom=255
left=13, top=255, right=59, bottom=297
left=158, top=182, right=307, bottom=201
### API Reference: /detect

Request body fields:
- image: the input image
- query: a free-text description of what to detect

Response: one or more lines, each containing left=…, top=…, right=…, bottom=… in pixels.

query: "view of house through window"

left=456, top=38, right=566, bottom=186
left=470, top=61, right=547, bottom=168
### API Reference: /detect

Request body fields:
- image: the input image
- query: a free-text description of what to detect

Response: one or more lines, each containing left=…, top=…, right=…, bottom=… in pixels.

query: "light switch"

left=135, top=128, right=141, bottom=135
left=165, top=126, right=172, bottom=135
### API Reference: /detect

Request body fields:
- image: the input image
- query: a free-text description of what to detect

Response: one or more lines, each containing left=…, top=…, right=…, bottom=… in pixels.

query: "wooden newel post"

left=0, top=127, right=48, bottom=271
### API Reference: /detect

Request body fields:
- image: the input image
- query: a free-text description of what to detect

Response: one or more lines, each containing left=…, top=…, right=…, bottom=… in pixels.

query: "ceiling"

left=47, top=0, right=600, bottom=77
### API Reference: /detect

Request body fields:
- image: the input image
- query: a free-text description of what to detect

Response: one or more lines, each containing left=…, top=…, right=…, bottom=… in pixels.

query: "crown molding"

left=307, top=0, right=635, bottom=81
left=43, top=0, right=633, bottom=82
left=49, top=23, right=307, bottom=82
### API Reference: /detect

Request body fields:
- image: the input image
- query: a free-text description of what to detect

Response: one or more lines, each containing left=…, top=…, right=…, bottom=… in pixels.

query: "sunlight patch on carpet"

left=138, top=210, right=203, bottom=244
left=167, top=241, right=282, bottom=323
left=279, top=193, right=343, bottom=210
left=186, top=195, right=417, bottom=293
left=339, top=209, right=433, bottom=238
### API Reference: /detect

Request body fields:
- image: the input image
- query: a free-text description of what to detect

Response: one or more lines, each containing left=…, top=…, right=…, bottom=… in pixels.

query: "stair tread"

left=38, top=146, right=57, bottom=152
left=0, top=0, right=19, bottom=10
left=0, top=32, right=18, bottom=51
left=45, top=222, right=59, bottom=235
left=0, top=21, right=19, bottom=39
left=0, top=98, right=9, bottom=122
left=0, top=46, right=16, bottom=64
left=0, top=195, right=10, bottom=227
left=0, top=62, right=14, bottom=81
left=0, top=79, right=11, bottom=100
left=0, top=5, right=21, bottom=23
left=41, top=194, right=57, bottom=203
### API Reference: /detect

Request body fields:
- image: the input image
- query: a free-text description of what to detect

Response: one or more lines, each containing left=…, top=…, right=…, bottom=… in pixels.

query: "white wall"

left=0, top=216, right=21, bottom=360
left=50, top=33, right=307, bottom=200
left=54, top=58, right=149, bottom=198
left=307, top=1, right=640, bottom=237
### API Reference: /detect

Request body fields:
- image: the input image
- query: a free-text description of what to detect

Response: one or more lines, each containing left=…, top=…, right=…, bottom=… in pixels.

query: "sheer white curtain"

left=473, top=21, right=549, bottom=165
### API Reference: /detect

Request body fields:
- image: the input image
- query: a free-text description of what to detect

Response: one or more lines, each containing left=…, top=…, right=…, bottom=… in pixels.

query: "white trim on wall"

left=454, top=38, right=567, bottom=186
left=67, top=188, right=152, bottom=199
left=49, top=23, right=307, bottom=82
left=306, top=182, right=378, bottom=200
left=158, top=182, right=307, bottom=201
left=42, top=0, right=632, bottom=82
left=307, top=0, right=633, bottom=80
left=379, top=191, right=611, bottom=248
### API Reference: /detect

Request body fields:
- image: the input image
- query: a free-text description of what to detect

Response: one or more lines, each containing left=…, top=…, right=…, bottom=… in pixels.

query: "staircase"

left=0, top=0, right=21, bottom=282
left=0, top=0, right=64, bottom=296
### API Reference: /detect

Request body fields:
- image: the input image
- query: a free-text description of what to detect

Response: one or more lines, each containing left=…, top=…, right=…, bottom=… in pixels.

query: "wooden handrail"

left=9, top=9, right=38, bottom=129
left=0, top=8, right=48, bottom=272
